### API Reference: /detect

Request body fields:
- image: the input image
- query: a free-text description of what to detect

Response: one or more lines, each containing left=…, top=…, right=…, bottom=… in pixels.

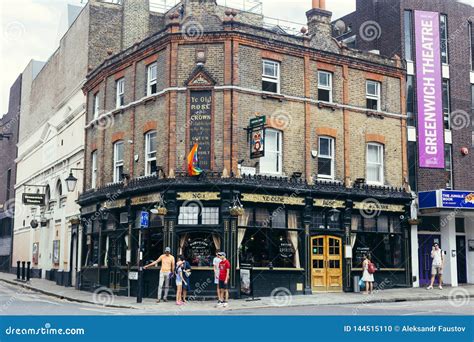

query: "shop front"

left=77, top=175, right=411, bottom=298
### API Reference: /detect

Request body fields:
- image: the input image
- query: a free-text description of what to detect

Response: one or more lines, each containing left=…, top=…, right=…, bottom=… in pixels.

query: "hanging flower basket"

left=156, top=207, right=168, bottom=216
left=230, top=206, right=245, bottom=217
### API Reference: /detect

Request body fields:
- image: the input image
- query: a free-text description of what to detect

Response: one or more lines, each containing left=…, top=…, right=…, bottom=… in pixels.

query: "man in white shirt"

left=213, top=251, right=222, bottom=305
left=427, top=243, right=444, bottom=290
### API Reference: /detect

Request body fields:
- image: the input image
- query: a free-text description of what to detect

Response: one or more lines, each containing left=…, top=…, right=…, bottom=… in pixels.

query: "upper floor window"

left=116, top=78, right=125, bottom=108
left=178, top=206, right=219, bottom=225
left=318, top=136, right=335, bottom=179
left=262, top=59, right=280, bottom=94
left=91, top=151, right=98, bottom=189
left=147, top=63, right=157, bottom=96
left=366, top=80, right=381, bottom=111
left=442, top=79, right=451, bottom=130
left=145, top=131, right=157, bottom=176
left=318, top=71, right=333, bottom=103
left=404, top=10, right=414, bottom=61
left=445, top=144, right=453, bottom=190
left=469, top=22, right=474, bottom=71
left=406, top=75, right=416, bottom=127
left=93, top=92, right=100, bottom=119
left=366, top=143, right=384, bottom=185
left=113, top=141, right=124, bottom=183
left=260, top=129, right=282, bottom=175
left=440, top=14, right=449, bottom=64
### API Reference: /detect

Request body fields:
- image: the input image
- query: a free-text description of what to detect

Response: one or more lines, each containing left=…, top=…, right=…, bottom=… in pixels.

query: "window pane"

left=262, top=80, right=278, bottom=93
left=319, top=137, right=330, bottom=156
left=406, top=75, right=416, bottom=126
left=180, top=232, right=219, bottom=267
left=263, top=61, right=277, bottom=77
left=378, top=215, right=389, bottom=232
left=255, top=208, right=270, bottom=227
left=318, top=71, right=330, bottom=87
left=367, top=165, right=381, bottom=183
left=318, top=158, right=332, bottom=176
left=366, top=81, right=378, bottom=96
left=367, top=98, right=379, bottom=110
left=202, top=207, right=219, bottom=225
left=318, top=89, right=331, bottom=102
left=367, top=144, right=381, bottom=163
left=271, top=209, right=286, bottom=228
left=404, top=10, right=413, bottom=60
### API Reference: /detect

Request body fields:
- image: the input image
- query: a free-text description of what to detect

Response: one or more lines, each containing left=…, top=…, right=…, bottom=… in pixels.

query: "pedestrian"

left=181, top=255, right=192, bottom=303
left=217, top=252, right=230, bottom=308
left=144, top=247, right=175, bottom=303
left=361, top=254, right=374, bottom=295
left=175, top=257, right=184, bottom=305
left=427, top=243, right=444, bottom=290
left=213, top=251, right=221, bottom=304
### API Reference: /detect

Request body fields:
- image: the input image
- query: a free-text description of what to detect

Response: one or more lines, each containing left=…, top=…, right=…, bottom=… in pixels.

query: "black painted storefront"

left=77, top=174, right=412, bottom=298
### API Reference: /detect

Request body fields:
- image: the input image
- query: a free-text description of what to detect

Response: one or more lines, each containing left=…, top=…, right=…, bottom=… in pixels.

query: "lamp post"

left=65, top=168, right=84, bottom=192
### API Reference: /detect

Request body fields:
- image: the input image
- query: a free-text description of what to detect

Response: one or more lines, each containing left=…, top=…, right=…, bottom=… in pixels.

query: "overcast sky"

left=0, top=0, right=353, bottom=115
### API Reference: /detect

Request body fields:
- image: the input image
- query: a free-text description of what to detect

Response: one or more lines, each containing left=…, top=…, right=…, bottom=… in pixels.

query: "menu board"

left=189, top=90, right=212, bottom=170
left=188, top=238, right=211, bottom=266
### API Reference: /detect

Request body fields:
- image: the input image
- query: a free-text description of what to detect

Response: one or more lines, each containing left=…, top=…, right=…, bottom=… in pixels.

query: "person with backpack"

left=181, top=255, right=192, bottom=302
left=175, top=257, right=185, bottom=306
left=361, top=254, right=375, bottom=295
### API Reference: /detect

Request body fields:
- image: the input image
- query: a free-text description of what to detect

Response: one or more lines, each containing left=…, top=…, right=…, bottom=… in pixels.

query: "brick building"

left=0, top=75, right=22, bottom=272
left=77, top=0, right=411, bottom=298
left=335, top=0, right=474, bottom=287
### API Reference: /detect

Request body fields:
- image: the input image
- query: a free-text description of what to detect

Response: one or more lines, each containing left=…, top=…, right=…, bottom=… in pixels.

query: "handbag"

left=359, top=278, right=365, bottom=289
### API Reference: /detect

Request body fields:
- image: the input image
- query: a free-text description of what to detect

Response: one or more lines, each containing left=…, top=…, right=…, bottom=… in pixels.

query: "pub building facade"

left=77, top=0, right=412, bottom=298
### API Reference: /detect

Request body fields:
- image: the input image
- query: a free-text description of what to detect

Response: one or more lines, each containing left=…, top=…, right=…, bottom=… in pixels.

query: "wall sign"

left=130, top=193, right=162, bottom=206
left=314, top=199, right=345, bottom=208
left=103, top=199, right=126, bottom=209
left=177, top=192, right=220, bottom=201
left=249, top=116, right=266, bottom=159
left=414, top=11, right=445, bottom=169
left=354, top=202, right=404, bottom=213
left=22, top=193, right=45, bottom=206
left=241, top=194, right=305, bottom=206
left=189, top=90, right=212, bottom=170
left=419, top=190, right=474, bottom=210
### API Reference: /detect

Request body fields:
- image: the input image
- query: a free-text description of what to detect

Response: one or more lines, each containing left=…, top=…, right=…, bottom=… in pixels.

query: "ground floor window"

left=178, top=232, right=220, bottom=267
left=238, top=208, right=301, bottom=268
left=142, top=229, right=164, bottom=265
left=352, top=233, right=404, bottom=269
left=312, top=208, right=342, bottom=230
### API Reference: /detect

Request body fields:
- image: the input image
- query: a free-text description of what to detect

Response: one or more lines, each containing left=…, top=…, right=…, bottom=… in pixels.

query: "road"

left=0, top=282, right=472, bottom=316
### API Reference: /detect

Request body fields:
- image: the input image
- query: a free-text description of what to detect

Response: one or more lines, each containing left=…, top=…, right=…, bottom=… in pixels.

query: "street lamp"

left=65, top=168, right=84, bottom=192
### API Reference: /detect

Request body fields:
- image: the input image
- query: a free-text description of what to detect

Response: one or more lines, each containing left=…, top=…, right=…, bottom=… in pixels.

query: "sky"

left=0, top=0, right=354, bottom=115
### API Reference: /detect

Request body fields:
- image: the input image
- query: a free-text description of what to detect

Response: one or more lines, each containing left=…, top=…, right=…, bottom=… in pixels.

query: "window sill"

left=261, top=92, right=284, bottom=101
left=318, top=102, right=337, bottom=111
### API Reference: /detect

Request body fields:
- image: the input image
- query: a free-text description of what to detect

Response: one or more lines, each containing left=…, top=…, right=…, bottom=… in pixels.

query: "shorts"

left=214, top=275, right=219, bottom=285
left=176, top=279, right=183, bottom=286
left=219, top=280, right=228, bottom=289
left=431, top=265, right=443, bottom=276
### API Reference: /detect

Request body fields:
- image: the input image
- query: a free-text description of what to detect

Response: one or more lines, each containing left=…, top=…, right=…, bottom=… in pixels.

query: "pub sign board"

left=249, top=116, right=266, bottom=159
left=22, top=193, right=45, bottom=206
left=190, top=90, right=212, bottom=170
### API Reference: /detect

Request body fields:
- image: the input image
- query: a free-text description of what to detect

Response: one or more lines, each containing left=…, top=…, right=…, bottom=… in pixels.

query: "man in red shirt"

left=217, top=252, right=230, bottom=308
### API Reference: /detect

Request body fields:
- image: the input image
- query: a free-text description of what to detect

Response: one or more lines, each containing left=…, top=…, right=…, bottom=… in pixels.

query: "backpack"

left=368, top=262, right=377, bottom=274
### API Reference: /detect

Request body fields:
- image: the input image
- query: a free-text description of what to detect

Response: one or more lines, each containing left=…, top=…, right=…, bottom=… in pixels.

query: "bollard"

left=26, top=262, right=31, bottom=281
left=16, top=261, right=20, bottom=280
left=21, top=261, right=26, bottom=281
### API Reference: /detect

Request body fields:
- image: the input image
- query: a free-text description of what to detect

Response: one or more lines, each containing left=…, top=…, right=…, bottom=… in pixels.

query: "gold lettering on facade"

left=241, top=194, right=305, bottom=206
left=130, top=193, right=162, bottom=206
left=313, top=199, right=345, bottom=208
left=177, top=192, right=220, bottom=201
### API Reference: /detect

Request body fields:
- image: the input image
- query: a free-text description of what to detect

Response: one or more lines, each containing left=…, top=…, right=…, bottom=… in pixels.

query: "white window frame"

left=366, top=80, right=381, bottom=111
left=262, top=59, right=280, bottom=94
left=93, top=92, right=100, bottom=119
left=91, top=151, right=98, bottom=189
left=145, top=131, right=157, bottom=176
left=259, top=129, right=282, bottom=175
left=113, top=141, right=124, bottom=183
left=366, top=143, right=384, bottom=185
left=116, top=78, right=125, bottom=108
left=147, top=63, right=157, bottom=96
left=317, top=136, right=335, bottom=180
left=318, top=71, right=333, bottom=103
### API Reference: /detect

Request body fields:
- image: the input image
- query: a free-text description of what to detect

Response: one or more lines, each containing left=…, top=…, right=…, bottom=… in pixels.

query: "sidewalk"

left=1, top=272, right=473, bottom=313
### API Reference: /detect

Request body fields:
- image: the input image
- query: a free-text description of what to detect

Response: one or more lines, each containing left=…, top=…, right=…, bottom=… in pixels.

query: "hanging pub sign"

left=22, top=193, right=45, bottom=206
left=189, top=90, right=212, bottom=170
left=249, top=116, right=266, bottom=159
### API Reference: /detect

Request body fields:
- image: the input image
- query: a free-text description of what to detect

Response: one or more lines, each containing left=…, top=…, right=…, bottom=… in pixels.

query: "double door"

left=311, top=236, right=343, bottom=292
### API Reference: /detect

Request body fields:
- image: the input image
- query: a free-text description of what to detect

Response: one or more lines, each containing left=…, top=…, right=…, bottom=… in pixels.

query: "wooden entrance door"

left=311, top=236, right=343, bottom=292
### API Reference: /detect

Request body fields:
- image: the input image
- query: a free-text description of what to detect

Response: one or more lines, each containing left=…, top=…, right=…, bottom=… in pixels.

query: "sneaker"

left=156, top=299, right=161, bottom=303
left=426, top=286, right=433, bottom=290
left=223, top=302, right=228, bottom=308
left=176, top=301, right=184, bottom=306
left=439, top=286, right=443, bottom=290
left=163, top=299, right=168, bottom=302
left=216, top=301, right=223, bottom=308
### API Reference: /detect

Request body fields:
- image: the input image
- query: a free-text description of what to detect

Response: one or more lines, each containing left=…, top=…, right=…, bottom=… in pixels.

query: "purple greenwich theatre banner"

left=414, top=10, right=445, bottom=169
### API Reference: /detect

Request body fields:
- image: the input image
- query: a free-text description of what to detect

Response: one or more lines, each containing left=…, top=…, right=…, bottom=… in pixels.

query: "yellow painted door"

left=311, top=236, right=343, bottom=292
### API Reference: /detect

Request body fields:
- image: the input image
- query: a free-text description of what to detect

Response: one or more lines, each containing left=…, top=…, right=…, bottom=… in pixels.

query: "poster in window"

left=32, top=242, right=39, bottom=264
left=354, top=246, right=370, bottom=267
left=189, top=90, right=212, bottom=170
left=53, top=240, right=60, bottom=265
left=279, top=241, right=294, bottom=260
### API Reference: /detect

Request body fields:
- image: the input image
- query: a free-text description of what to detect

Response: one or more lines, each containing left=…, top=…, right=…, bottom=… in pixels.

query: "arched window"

left=56, top=180, right=63, bottom=197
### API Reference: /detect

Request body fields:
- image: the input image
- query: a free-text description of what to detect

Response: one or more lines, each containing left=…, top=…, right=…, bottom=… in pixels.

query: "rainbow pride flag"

left=187, top=143, right=203, bottom=176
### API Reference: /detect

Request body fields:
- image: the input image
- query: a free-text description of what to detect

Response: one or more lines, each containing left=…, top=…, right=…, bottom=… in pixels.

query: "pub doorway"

left=310, top=235, right=343, bottom=292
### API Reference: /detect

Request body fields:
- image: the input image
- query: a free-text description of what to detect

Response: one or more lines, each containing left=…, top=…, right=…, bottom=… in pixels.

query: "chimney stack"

left=122, top=0, right=150, bottom=50
left=306, top=0, right=332, bottom=36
